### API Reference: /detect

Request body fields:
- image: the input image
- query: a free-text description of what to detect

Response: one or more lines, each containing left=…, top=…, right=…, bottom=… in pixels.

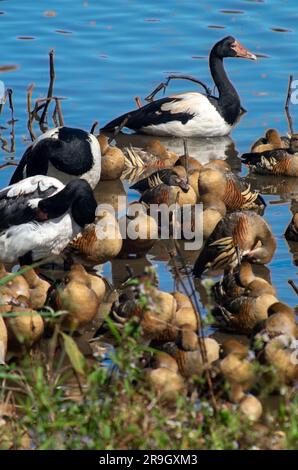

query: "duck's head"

left=171, top=174, right=189, bottom=192
left=68, top=264, right=90, bottom=285
left=290, top=134, right=298, bottom=153
left=97, top=133, right=109, bottom=154
left=213, top=36, right=257, bottom=61
left=145, top=140, right=168, bottom=157
left=265, top=128, right=283, bottom=148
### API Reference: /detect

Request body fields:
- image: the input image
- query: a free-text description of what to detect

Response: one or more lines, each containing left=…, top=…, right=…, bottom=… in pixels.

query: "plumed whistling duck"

left=242, top=129, right=298, bottom=176
left=10, top=127, right=101, bottom=189
left=118, top=202, right=159, bottom=258
left=0, top=176, right=97, bottom=265
left=171, top=196, right=226, bottom=242
left=163, top=337, right=219, bottom=378
left=201, top=201, right=227, bottom=240
left=212, top=261, right=276, bottom=304
left=250, top=128, right=298, bottom=153
left=220, top=340, right=254, bottom=402
left=242, top=148, right=298, bottom=177
left=102, top=36, right=256, bottom=137
left=130, top=168, right=188, bottom=193
left=193, top=211, right=276, bottom=278
left=250, top=128, right=286, bottom=153
left=203, top=158, right=232, bottom=172
left=139, top=176, right=197, bottom=206
left=69, top=207, right=123, bottom=264
left=213, top=292, right=278, bottom=334
left=285, top=213, right=298, bottom=242
left=53, top=264, right=101, bottom=329
left=199, top=166, right=265, bottom=211
left=124, top=140, right=179, bottom=169
left=97, top=134, right=125, bottom=180
left=261, top=312, right=297, bottom=340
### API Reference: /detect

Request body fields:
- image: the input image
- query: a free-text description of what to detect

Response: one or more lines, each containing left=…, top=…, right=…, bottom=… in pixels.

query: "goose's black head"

left=212, top=36, right=257, bottom=61
left=38, top=179, right=97, bottom=227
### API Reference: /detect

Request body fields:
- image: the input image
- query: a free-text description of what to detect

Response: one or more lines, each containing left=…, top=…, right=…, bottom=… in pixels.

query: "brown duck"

left=193, top=211, right=276, bottom=278
left=131, top=168, right=188, bottom=193
left=242, top=149, right=298, bottom=177
left=242, top=129, right=298, bottom=177
left=198, top=167, right=265, bottom=211
left=133, top=169, right=196, bottom=206
left=285, top=213, right=298, bottom=242
left=212, top=261, right=276, bottom=303
left=97, top=134, right=125, bottom=180
left=213, top=292, right=278, bottom=334
left=220, top=339, right=255, bottom=402
left=250, top=128, right=286, bottom=153
left=69, top=208, right=123, bottom=264
left=124, top=140, right=179, bottom=169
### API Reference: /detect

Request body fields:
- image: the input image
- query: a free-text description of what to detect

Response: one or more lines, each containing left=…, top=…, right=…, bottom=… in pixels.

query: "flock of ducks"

left=0, top=35, right=298, bottom=423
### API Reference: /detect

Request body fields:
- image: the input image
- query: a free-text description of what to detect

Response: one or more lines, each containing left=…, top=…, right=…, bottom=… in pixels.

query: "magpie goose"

left=0, top=176, right=97, bottom=265
left=102, top=36, right=256, bottom=137
left=10, top=127, right=101, bottom=188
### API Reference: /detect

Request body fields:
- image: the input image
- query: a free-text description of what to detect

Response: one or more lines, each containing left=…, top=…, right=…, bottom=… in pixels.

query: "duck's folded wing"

left=130, top=169, right=169, bottom=192
left=241, top=149, right=290, bottom=172
left=102, top=96, right=196, bottom=132
left=224, top=173, right=265, bottom=209
left=0, top=176, right=63, bottom=230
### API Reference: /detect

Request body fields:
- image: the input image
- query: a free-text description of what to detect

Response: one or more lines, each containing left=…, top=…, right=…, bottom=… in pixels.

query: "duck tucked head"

left=38, top=179, right=97, bottom=227
left=213, top=36, right=257, bottom=61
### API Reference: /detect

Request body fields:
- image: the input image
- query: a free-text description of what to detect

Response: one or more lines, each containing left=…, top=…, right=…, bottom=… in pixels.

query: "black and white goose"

left=0, top=175, right=97, bottom=265
left=102, top=36, right=256, bottom=138
left=10, top=127, right=101, bottom=189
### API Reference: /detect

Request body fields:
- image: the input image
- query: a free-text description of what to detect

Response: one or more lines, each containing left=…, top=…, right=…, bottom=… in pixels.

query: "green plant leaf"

left=60, top=332, right=86, bottom=376
left=105, top=316, right=121, bottom=342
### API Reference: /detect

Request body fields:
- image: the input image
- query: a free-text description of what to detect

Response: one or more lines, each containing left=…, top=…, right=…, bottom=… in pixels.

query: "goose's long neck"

left=209, top=52, right=240, bottom=124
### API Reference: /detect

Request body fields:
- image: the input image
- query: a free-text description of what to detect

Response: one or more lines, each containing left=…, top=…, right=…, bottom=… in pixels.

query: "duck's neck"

left=209, top=52, right=241, bottom=125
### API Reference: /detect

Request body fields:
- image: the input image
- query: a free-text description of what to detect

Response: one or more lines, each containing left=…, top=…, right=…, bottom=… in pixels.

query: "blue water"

left=1, top=0, right=298, bottom=306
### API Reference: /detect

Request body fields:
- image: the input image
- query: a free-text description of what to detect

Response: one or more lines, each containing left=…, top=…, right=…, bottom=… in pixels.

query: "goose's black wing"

left=0, top=176, right=62, bottom=230
left=102, top=97, right=196, bottom=132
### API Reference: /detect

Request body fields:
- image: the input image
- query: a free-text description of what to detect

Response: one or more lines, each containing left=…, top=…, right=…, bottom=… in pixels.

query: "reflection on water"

left=113, top=132, right=239, bottom=168
left=0, top=0, right=298, bottom=309
left=246, top=173, right=298, bottom=201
